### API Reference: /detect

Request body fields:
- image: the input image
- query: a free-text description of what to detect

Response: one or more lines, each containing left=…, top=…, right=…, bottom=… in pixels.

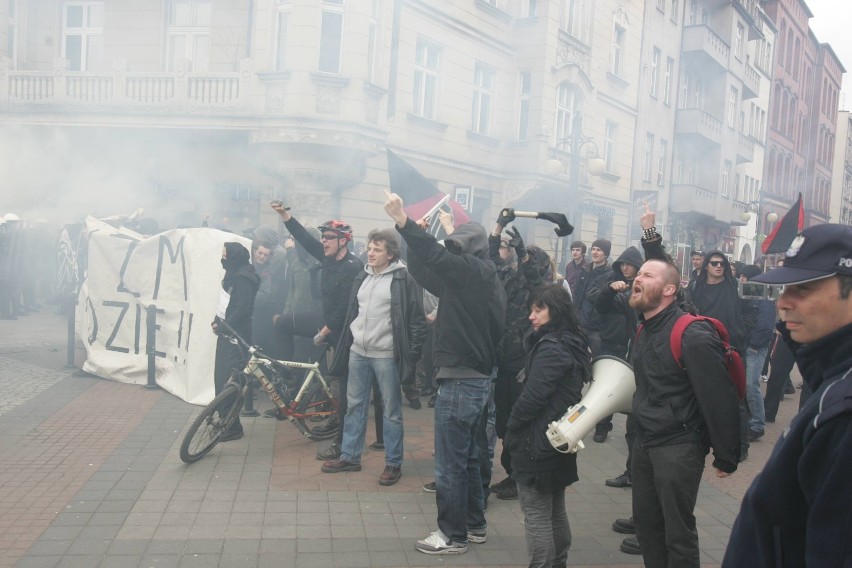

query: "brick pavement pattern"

left=0, top=311, right=800, bottom=567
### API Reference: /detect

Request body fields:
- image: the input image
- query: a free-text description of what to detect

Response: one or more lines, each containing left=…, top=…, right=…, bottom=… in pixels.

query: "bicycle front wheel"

left=293, top=376, right=340, bottom=441
left=179, top=384, right=243, bottom=464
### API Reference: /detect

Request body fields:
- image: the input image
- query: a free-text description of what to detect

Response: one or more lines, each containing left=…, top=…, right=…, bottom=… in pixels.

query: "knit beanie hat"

left=591, top=239, right=611, bottom=257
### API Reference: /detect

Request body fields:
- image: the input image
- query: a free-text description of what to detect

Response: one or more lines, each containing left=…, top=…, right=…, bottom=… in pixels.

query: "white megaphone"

left=546, top=356, right=635, bottom=454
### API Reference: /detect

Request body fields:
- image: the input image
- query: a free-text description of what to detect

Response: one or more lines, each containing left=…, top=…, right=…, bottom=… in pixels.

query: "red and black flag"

left=762, top=193, right=804, bottom=254
left=387, top=149, right=469, bottom=237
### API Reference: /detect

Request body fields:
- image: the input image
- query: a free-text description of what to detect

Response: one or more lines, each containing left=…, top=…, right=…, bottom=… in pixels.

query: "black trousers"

left=764, top=338, right=796, bottom=421
left=214, top=336, right=246, bottom=433
left=494, top=361, right=524, bottom=475
left=632, top=441, right=705, bottom=568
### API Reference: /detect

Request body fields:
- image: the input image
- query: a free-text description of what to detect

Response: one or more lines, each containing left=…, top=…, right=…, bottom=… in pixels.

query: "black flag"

left=762, top=193, right=804, bottom=255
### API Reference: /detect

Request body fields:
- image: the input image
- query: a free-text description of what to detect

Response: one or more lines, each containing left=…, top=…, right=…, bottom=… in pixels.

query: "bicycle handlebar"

left=215, top=320, right=254, bottom=353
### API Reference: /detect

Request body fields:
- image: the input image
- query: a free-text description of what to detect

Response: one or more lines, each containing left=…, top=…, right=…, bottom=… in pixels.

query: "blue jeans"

left=745, top=347, right=768, bottom=433
left=434, top=377, right=490, bottom=544
left=340, top=352, right=403, bottom=467
left=516, top=483, right=572, bottom=568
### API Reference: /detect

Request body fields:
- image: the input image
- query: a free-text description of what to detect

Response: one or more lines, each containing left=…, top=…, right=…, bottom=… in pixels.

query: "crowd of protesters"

left=6, top=196, right=847, bottom=567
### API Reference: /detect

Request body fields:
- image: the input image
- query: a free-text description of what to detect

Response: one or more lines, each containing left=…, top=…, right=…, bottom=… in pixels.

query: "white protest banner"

left=77, top=216, right=251, bottom=405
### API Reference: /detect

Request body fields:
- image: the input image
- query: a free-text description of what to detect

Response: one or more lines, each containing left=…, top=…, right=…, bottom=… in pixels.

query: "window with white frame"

left=6, top=0, right=17, bottom=67
left=656, top=0, right=665, bottom=13
left=471, top=62, right=495, bottom=135
left=413, top=38, right=440, bottom=120
left=517, top=72, right=531, bottom=141
left=525, top=0, right=537, bottom=17
left=650, top=47, right=660, bottom=97
left=166, top=0, right=210, bottom=72
left=721, top=160, right=731, bottom=196
left=62, top=1, right=104, bottom=71
left=555, top=83, right=582, bottom=143
left=562, top=0, right=590, bottom=44
left=319, top=0, right=344, bottom=73
left=273, top=1, right=290, bottom=71
left=610, top=24, right=625, bottom=77
left=658, top=139, right=667, bottom=186
left=734, top=22, right=744, bottom=60
left=727, top=85, right=738, bottom=128
left=604, top=121, right=617, bottom=174
left=367, top=0, right=379, bottom=82
left=664, top=57, right=673, bottom=105
left=643, top=133, right=654, bottom=182
left=670, top=0, right=679, bottom=23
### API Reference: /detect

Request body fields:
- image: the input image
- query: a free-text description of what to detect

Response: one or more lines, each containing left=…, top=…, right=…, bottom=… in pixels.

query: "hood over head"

left=444, top=222, right=488, bottom=259
left=700, top=250, right=735, bottom=281
left=612, top=246, right=644, bottom=277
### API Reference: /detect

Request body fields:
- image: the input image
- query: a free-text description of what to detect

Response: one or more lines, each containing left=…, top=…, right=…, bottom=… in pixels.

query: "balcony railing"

left=737, top=133, right=755, bottom=163
left=675, top=108, right=723, bottom=149
left=1, top=58, right=251, bottom=114
left=742, top=64, right=760, bottom=99
left=682, top=25, right=730, bottom=73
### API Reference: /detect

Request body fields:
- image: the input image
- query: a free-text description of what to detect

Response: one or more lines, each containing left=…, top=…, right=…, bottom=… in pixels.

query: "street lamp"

left=740, top=199, right=779, bottom=264
left=543, top=114, right=606, bottom=265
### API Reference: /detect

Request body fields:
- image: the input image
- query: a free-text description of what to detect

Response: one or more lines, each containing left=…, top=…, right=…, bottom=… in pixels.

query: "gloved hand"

left=313, top=332, right=327, bottom=346
left=535, top=212, right=574, bottom=237
left=505, top=226, right=527, bottom=261
left=496, top=208, right=516, bottom=227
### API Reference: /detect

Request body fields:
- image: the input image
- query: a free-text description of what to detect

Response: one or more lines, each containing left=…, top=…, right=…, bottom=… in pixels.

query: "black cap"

left=752, top=224, right=852, bottom=285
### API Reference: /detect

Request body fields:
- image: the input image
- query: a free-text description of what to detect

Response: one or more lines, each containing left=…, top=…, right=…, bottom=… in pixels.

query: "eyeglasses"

left=321, top=234, right=340, bottom=241
left=708, top=260, right=725, bottom=267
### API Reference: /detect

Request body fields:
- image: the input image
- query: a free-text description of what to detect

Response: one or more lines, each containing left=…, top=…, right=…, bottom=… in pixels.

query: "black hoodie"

left=397, top=219, right=506, bottom=376
left=687, top=250, right=755, bottom=352
left=217, top=242, right=260, bottom=341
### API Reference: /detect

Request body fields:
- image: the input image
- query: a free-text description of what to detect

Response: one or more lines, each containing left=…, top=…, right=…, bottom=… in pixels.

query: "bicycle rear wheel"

left=179, top=384, right=243, bottom=464
left=293, top=376, right=340, bottom=440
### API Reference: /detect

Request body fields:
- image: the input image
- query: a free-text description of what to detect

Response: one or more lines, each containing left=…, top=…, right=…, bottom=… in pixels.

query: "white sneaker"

left=415, top=531, right=468, bottom=554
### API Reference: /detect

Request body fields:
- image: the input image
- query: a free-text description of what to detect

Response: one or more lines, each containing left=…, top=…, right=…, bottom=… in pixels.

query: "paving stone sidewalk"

left=0, top=310, right=800, bottom=568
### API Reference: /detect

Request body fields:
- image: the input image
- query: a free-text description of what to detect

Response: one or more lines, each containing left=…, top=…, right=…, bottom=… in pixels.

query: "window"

left=656, top=0, right=665, bottom=13
left=727, top=85, right=738, bottom=128
left=610, top=24, right=625, bottom=77
left=734, top=23, right=744, bottom=61
left=471, top=62, right=495, bottom=135
left=562, top=0, right=590, bottom=43
left=721, top=160, right=731, bottom=196
left=319, top=0, right=344, bottom=73
left=555, top=83, right=582, bottom=143
left=670, top=0, right=679, bottom=23
left=413, top=38, right=440, bottom=120
left=6, top=0, right=17, bottom=67
left=643, top=133, right=654, bottom=182
left=525, top=0, right=537, bottom=17
left=367, top=0, right=379, bottom=82
left=658, top=139, right=667, bottom=186
left=62, top=1, right=104, bottom=71
left=604, top=121, right=617, bottom=174
left=166, top=0, right=209, bottom=72
left=273, top=3, right=289, bottom=71
left=650, top=47, right=660, bottom=98
left=664, top=57, right=673, bottom=105
left=517, top=72, right=531, bottom=141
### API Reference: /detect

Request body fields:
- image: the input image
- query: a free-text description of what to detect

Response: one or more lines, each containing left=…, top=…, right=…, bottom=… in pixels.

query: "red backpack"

left=637, top=314, right=746, bottom=399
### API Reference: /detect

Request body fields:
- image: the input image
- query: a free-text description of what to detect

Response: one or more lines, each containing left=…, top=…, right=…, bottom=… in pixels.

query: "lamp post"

left=740, top=198, right=779, bottom=264
left=543, top=114, right=606, bottom=266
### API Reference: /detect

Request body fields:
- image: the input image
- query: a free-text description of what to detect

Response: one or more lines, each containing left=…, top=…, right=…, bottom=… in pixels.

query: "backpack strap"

left=670, top=314, right=731, bottom=367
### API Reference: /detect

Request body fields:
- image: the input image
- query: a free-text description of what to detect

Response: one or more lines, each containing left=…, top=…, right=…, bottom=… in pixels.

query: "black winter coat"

left=329, top=262, right=427, bottom=386
left=631, top=302, right=740, bottom=473
left=284, top=216, right=363, bottom=343
left=574, top=262, right=612, bottom=332
left=397, top=219, right=505, bottom=376
left=505, top=328, right=591, bottom=491
left=723, top=322, right=852, bottom=567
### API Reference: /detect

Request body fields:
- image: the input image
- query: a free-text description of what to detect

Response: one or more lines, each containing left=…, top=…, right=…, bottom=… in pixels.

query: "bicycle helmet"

left=317, top=219, right=353, bottom=241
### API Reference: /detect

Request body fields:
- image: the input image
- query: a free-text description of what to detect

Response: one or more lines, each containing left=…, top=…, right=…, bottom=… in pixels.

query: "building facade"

left=830, top=110, right=852, bottom=226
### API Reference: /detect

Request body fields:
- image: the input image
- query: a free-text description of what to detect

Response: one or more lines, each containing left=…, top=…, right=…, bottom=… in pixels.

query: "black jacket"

left=506, top=328, right=591, bottom=491
left=397, top=219, right=505, bottom=376
left=284, top=216, right=363, bottom=343
left=574, top=261, right=612, bottom=332
left=597, top=247, right=644, bottom=356
left=215, top=243, right=260, bottom=341
left=329, top=262, right=427, bottom=386
left=724, top=322, right=852, bottom=567
left=488, top=233, right=544, bottom=368
left=631, top=302, right=740, bottom=472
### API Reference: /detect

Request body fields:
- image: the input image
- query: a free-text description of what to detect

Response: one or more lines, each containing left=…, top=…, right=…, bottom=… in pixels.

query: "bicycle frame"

left=241, top=352, right=337, bottom=419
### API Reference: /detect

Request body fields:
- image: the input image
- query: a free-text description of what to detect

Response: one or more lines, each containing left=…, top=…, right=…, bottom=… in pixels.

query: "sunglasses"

left=708, top=260, right=725, bottom=267
left=321, top=234, right=340, bottom=241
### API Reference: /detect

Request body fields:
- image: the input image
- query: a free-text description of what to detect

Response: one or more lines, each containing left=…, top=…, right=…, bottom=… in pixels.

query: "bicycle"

left=179, top=321, right=340, bottom=464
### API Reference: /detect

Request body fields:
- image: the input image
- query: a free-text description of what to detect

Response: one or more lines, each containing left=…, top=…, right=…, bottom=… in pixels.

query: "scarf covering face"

left=222, top=242, right=251, bottom=289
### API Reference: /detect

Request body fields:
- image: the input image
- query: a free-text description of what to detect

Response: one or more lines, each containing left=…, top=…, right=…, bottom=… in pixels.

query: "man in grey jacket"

left=320, top=228, right=426, bottom=486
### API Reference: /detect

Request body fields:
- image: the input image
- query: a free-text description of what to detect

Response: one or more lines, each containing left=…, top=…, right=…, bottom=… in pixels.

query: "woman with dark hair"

left=505, top=284, right=591, bottom=568
left=212, top=242, right=260, bottom=442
